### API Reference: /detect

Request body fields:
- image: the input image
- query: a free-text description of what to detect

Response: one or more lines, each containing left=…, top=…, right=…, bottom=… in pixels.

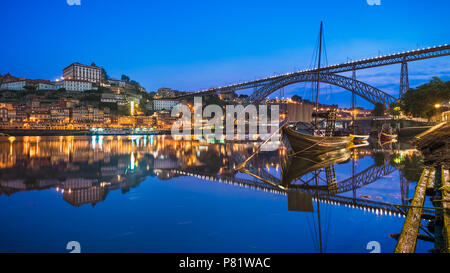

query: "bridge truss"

left=169, top=44, right=450, bottom=106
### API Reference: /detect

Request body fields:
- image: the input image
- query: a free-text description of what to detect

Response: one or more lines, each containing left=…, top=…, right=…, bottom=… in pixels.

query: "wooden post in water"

left=395, top=167, right=435, bottom=253
left=441, top=167, right=450, bottom=253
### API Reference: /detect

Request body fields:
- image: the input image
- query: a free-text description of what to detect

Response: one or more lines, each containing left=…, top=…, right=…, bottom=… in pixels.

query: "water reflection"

left=0, top=136, right=280, bottom=206
left=237, top=142, right=424, bottom=253
left=0, top=135, right=429, bottom=252
left=0, top=136, right=422, bottom=208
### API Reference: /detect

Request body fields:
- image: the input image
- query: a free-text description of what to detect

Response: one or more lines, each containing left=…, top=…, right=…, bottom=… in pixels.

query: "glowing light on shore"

left=130, top=101, right=135, bottom=116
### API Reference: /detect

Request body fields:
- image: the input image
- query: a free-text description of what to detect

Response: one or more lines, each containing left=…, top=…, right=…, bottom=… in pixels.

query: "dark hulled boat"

left=378, top=123, right=398, bottom=143
left=282, top=124, right=352, bottom=154
left=282, top=22, right=352, bottom=154
left=281, top=148, right=351, bottom=187
left=379, top=131, right=397, bottom=143
left=350, top=134, right=370, bottom=143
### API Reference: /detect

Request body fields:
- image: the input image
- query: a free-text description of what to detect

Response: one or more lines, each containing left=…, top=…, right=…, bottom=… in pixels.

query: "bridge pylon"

left=399, top=60, right=409, bottom=98
left=352, top=69, right=356, bottom=130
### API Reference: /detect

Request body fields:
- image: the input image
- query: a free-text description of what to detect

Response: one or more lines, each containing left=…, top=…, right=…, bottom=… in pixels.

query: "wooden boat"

left=379, top=131, right=397, bottom=143
left=281, top=148, right=351, bottom=187
left=281, top=22, right=352, bottom=155
left=350, top=134, right=370, bottom=143
left=283, top=124, right=352, bottom=154
left=347, top=141, right=369, bottom=149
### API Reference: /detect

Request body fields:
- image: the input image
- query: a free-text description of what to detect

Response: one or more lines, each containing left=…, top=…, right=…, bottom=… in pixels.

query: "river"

left=0, top=135, right=434, bottom=253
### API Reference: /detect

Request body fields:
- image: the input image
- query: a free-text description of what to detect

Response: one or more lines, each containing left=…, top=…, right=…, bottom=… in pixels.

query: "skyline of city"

left=1, top=0, right=450, bottom=108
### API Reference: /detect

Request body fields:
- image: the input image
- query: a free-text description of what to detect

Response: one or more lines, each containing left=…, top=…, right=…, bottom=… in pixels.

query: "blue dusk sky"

left=0, top=0, right=449, bottom=108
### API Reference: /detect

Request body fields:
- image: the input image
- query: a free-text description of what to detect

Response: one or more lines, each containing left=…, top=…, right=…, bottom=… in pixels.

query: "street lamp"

left=435, top=104, right=442, bottom=109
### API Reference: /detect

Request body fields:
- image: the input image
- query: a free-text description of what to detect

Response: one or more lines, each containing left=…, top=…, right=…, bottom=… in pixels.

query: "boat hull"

left=282, top=125, right=352, bottom=154
left=350, top=134, right=370, bottom=143
left=281, top=148, right=351, bottom=186
left=379, top=132, right=397, bottom=142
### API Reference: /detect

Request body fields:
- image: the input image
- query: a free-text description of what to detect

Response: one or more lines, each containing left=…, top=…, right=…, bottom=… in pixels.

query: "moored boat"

left=350, top=134, right=370, bottom=143
left=281, top=22, right=352, bottom=155
left=281, top=148, right=351, bottom=186
left=379, top=131, right=397, bottom=143
left=283, top=124, right=352, bottom=154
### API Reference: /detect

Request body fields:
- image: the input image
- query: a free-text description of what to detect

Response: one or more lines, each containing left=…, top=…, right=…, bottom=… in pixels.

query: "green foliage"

left=121, top=75, right=130, bottom=82
left=45, top=91, right=60, bottom=100
left=397, top=154, right=424, bottom=183
left=101, top=68, right=109, bottom=82
left=96, top=86, right=112, bottom=94
left=80, top=93, right=100, bottom=103
left=130, top=80, right=140, bottom=87
left=401, top=77, right=450, bottom=119
left=389, top=101, right=402, bottom=117
left=99, top=102, right=117, bottom=113
left=292, top=95, right=302, bottom=102
left=373, top=152, right=387, bottom=166
left=372, top=102, right=385, bottom=117
left=204, top=94, right=226, bottom=107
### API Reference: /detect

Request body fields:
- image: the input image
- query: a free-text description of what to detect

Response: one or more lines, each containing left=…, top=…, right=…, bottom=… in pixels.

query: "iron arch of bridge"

left=247, top=72, right=396, bottom=108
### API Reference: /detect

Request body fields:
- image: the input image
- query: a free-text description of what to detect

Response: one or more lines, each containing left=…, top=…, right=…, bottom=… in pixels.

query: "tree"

left=130, top=80, right=139, bottom=87
left=121, top=75, right=130, bottom=82
left=401, top=77, right=450, bottom=119
left=291, top=95, right=303, bottom=102
left=101, top=68, right=109, bottom=83
left=389, top=101, right=402, bottom=118
left=372, top=102, right=385, bottom=117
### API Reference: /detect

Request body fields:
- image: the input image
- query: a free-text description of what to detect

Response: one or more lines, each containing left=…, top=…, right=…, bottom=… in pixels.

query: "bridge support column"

left=400, top=61, right=409, bottom=98
left=352, top=70, right=356, bottom=131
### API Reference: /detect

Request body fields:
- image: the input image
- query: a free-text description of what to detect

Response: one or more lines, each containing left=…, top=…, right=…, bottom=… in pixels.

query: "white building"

left=153, top=100, right=178, bottom=111
left=57, top=79, right=93, bottom=92
left=0, top=80, right=26, bottom=90
left=63, top=62, right=102, bottom=84
left=0, top=79, right=56, bottom=91
left=101, top=93, right=127, bottom=105
left=108, top=78, right=126, bottom=88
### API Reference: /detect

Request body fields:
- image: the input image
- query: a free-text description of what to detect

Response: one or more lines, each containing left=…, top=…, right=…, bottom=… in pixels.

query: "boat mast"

left=314, top=170, right=324, bottom=253
left=314, top=21, right=323, bottom=129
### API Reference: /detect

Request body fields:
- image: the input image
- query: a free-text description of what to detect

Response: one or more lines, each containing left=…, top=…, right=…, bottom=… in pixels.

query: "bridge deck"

left=173, top=169, right=406, bottom=217
left=177, top=44, right=450, bottom=95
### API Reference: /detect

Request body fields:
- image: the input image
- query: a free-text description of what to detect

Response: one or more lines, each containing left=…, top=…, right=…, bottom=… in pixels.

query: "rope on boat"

left=287, top=136, right=329, bottom=158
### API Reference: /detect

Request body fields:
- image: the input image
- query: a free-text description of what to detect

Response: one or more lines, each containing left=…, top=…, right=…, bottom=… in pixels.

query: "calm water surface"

left=0, top=135, right=433, bottom=253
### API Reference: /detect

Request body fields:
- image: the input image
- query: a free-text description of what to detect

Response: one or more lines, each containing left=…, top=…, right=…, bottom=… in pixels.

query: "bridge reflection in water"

left=0, top=135, right=425, bottom=252
left=0, top=135, right=419, bottom=209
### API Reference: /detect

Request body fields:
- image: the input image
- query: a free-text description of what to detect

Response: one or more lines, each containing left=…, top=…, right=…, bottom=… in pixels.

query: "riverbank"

left=0, top=129, right=169, bottom=136
left=414, top=122, right=450, bottom=167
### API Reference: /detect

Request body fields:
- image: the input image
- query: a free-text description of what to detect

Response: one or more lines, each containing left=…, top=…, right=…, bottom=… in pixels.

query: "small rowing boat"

left=379, top=131, right=397, bottom=143
left=350, top=134, right=370, bottom=143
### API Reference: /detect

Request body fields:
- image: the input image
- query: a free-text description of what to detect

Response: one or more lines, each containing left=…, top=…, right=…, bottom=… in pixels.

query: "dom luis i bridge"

left=169, top=44, right=450, bottom=108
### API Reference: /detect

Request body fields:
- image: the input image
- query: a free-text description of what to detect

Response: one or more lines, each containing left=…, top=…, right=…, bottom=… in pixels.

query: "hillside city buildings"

left=63, top=62, right=102, bottom=84
left=0, top=62, right=376, bottom=132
